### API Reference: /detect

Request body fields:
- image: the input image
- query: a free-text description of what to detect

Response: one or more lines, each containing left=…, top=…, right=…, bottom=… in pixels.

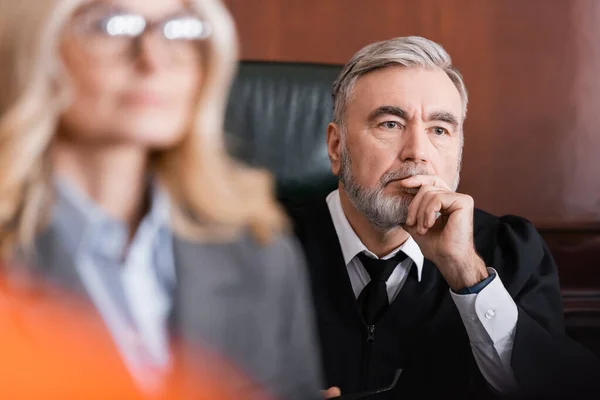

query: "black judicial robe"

left=286, top=198, right=600, bottom=399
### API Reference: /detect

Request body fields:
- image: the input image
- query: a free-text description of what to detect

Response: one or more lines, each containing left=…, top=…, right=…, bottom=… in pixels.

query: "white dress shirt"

left=326, top=190, right=519, bottom=393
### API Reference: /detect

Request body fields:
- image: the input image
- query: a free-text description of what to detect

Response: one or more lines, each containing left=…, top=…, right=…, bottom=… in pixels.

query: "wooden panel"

left=224, top=0, right=600, bottom=229
left=542, top=231, right=600, bottom=290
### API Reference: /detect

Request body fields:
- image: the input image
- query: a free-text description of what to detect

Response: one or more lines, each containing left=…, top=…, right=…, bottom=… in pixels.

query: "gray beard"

left=338, top=146, right=460, bottom=233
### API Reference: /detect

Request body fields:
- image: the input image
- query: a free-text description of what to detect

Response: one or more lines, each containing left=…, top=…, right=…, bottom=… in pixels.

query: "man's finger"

left=320, top=386, right=341, bottom=399
left=408, top=191, right=467, bottom=235
left=397, top=175, right=452, bottom=191
left=406, top=185, right=443, bottom=227
left=418, top=190, right=444, bottom=232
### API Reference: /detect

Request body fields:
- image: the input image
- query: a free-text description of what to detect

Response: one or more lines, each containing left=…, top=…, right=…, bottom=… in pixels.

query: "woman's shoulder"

left=175, top=228, right=308, bottom=288
left=223, top=229, right=307, bottom=285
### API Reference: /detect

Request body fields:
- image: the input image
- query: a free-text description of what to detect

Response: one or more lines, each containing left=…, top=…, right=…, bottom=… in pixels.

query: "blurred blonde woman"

left=0, top=0, right=321, bottom=398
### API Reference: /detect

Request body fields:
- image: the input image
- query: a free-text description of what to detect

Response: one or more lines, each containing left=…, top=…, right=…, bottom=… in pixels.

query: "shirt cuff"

left=455, top=272, right=496, bottom=294
left=450, top=268, right=518, bottom=344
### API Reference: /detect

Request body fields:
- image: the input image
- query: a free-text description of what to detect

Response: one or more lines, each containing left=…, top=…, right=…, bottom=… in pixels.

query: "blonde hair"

left=0, top=0, right=287, bottom=259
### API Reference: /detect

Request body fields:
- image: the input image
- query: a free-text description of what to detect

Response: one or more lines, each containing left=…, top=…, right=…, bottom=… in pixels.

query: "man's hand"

left=398, top=175, right=488, bottom=291
left=321, top=386, right=341, bottom=399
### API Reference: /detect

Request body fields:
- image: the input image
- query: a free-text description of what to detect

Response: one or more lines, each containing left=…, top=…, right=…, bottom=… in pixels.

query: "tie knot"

left=357, top=251, right=408, bottom=283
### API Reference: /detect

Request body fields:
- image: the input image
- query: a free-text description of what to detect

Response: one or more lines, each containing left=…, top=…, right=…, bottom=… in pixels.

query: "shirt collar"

left=326, top=189, right=424, bottom=282
left=52, top=176, right=171, bottom=258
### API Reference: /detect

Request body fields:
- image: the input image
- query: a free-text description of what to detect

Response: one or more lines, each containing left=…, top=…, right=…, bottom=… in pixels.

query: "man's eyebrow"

left=427, top=110, right=460, bottom=126
left=367, top=106, right=407, bottom=122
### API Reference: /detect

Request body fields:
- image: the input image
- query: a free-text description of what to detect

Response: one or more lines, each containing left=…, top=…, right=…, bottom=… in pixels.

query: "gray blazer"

left=29, top=226, right=323, bottom=399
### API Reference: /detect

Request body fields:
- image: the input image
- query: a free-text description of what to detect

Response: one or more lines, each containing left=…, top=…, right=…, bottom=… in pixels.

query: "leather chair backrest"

left=225, top=61, right=341, bottom=204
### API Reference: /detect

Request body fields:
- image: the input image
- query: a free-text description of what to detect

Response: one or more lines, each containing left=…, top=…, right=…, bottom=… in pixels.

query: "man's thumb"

left=320, top=386, right=341, bottom=399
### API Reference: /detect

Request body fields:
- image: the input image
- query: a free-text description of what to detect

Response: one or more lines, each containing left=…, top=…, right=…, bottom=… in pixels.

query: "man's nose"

left=398, top=127, right=430, bottom=164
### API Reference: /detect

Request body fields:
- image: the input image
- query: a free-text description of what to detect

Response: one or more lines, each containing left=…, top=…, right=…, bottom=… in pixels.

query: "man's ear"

left=327, top=122, right=343, bottom=176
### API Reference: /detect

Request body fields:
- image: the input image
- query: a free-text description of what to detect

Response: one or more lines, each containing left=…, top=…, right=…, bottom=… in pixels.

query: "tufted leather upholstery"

left=225, top=62, right=340, bottom=205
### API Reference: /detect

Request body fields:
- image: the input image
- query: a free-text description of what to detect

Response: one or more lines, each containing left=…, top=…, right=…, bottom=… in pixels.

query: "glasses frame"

left=67, top=4, right=212, bottom=63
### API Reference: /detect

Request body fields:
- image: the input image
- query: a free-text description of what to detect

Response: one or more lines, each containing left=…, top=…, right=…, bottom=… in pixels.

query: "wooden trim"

left=537, top=224, right=600, bottom=233
left=562, top=290, right=600, bottom=314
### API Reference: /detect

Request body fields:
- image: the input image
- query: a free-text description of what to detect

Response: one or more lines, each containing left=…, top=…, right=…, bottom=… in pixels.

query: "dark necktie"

left=357, top=251, right=408, bottom=325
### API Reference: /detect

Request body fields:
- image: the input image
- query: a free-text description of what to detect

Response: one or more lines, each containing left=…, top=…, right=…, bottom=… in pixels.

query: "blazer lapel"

left=170, top=235, right=248, bottom=345
left=169, top=234, right=277, bottom=397
left=31, top=226, right=89, bottom=298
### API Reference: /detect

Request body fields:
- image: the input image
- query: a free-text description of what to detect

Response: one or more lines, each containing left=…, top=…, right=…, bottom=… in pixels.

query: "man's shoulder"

left=473, top=208, right=551, bottom=288
left=473, top=208, right=544, bottom=248
left=282, top=197, right=332, bottom=236
left=282, top=197, right=329, bottom=220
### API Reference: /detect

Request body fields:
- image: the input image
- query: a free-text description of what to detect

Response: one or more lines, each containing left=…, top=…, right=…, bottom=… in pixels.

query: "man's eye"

left=382, top=121, right=401, bottom=129
left=433, top=127, right=448, bottom=136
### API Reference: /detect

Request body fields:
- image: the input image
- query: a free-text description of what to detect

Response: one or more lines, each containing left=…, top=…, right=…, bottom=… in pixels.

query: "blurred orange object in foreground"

left=0, top=274, right=269, bottom=400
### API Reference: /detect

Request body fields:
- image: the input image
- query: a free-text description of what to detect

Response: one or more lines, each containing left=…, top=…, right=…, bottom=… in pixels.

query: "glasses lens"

left=160, top=16, right=210, bottom=63
left=163, top=17, right=211, bottom=40
left=103, top=14, right=146, bottom=37
left=69, top=7, right=211, bottom=65
left=72, top=10, right=144, bottom=58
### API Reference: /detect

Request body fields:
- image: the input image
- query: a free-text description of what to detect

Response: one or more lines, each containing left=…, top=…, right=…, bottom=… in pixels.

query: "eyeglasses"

left=68, top=3, right=211, bottom=64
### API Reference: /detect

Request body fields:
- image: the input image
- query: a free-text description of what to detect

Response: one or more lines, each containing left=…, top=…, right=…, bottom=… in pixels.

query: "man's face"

left=328, top=66, right=464, bottom=231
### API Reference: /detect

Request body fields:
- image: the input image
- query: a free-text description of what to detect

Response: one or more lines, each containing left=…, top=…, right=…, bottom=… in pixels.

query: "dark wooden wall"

left=223, top=0, right=600, bottom=307
left=224, top=0, right=600, bottom=226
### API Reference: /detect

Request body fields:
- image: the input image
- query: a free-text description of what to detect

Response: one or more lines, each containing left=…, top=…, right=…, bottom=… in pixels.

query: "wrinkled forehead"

left=348, top=66, right=463, bottom=124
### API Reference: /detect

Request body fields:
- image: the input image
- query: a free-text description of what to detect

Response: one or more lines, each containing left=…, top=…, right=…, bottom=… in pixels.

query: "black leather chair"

left=225, top=61, right=340, bottom=205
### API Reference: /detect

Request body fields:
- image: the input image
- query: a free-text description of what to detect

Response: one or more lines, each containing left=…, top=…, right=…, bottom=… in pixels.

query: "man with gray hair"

left=288, top=36, right=599, bottom=398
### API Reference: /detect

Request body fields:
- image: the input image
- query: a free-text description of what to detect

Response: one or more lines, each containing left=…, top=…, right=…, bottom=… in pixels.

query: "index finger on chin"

left=398, top=175, right=450, bottom=190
